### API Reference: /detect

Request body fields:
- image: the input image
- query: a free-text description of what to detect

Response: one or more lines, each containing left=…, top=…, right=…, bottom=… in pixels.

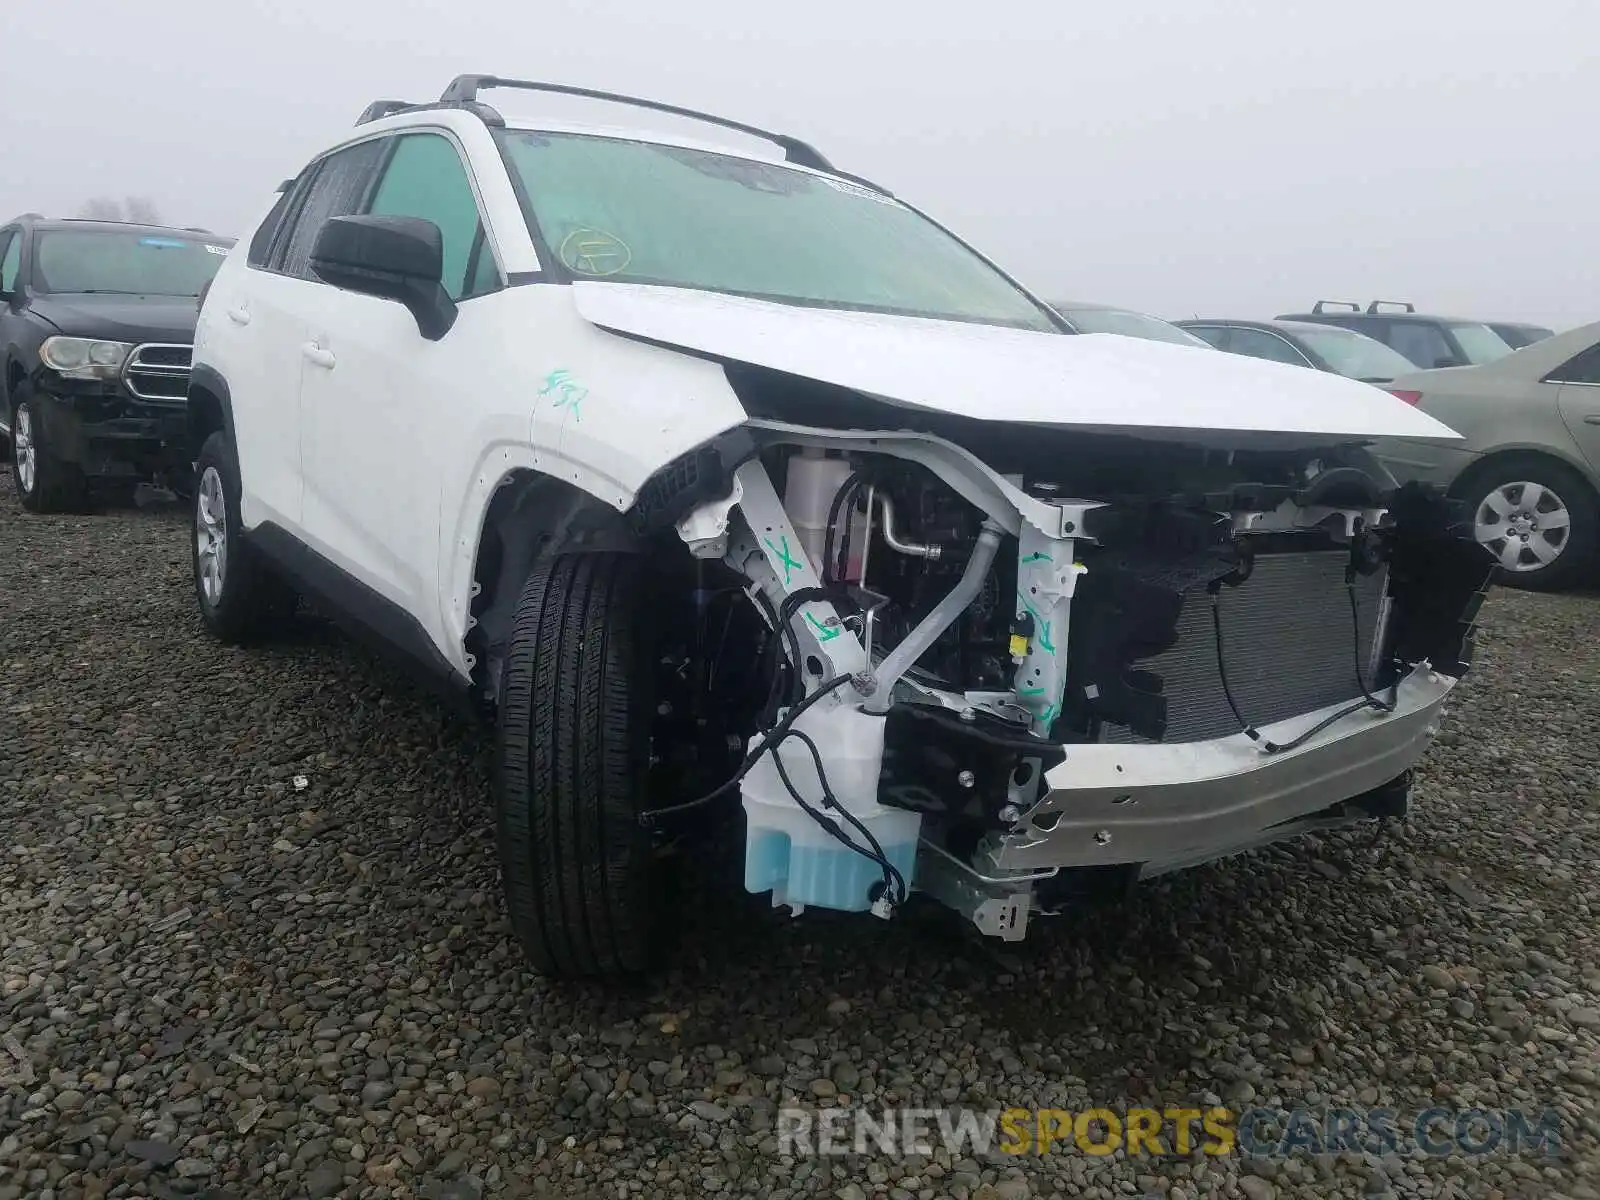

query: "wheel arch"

left=1446, top=444, right=1600, bottom=507
left=186, top=364, right=235, bottom=460
left=464, top=466, right=647, bottom=703
left=461, top=428, right=757, bottom=704
left=3, top=352, right=25, bottom=410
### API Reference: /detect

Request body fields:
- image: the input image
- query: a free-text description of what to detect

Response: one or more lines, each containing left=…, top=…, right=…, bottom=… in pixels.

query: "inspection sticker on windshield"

left=204, top=244, right=229, bottom=256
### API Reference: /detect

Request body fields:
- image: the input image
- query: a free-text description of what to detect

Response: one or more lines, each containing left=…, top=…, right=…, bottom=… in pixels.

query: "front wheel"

left=1466, top=458, right=1598, bottom=592
left=11, top=386, right=88, bottom=513
left=494, top=552, right=665, bottom=979
left=192, top=431, right=297, bottom=642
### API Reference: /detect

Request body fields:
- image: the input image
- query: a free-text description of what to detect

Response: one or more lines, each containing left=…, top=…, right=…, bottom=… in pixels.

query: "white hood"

left=572, top=283, right=1463, bottom=447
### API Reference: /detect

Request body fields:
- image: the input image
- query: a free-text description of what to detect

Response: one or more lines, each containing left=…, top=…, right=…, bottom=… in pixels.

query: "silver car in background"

left=1049, top=300, right=1215, bottom=348
left=1372, top=319, right=1600, bottom=590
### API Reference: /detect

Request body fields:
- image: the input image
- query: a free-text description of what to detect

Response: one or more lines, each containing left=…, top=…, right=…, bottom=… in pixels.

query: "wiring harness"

left=1210, top=533, right=1399, bottom=755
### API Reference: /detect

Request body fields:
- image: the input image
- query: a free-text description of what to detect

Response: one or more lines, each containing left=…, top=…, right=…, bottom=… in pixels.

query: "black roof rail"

left=1311, top=300, right=1362, bottom=314
left=356, top=97, right=511, bottom=128
left=357, top=100, right=415, bottom=124
left=1366, top=299, right=1415, bottom=314
left=437, top=74, right=837, bottom=173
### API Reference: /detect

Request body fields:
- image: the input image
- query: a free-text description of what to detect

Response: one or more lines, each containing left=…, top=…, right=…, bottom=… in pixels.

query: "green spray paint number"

left=539, top=369, right=588, bottom=421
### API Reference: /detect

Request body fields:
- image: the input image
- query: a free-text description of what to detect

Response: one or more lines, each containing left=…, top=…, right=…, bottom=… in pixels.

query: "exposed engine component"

left=658, top=419, right=1491, bottom=946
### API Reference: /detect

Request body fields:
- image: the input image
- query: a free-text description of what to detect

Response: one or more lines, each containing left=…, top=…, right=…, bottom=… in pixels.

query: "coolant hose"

left=861, top=520, right=1005, bottom=714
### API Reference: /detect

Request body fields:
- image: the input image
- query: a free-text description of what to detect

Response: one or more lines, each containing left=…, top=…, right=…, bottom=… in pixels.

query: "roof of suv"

left=347, top=73, right=891, bottom=193
left=5, top=215, right=232, bottom=242
left=1275, top=303, right=1483, bottom=325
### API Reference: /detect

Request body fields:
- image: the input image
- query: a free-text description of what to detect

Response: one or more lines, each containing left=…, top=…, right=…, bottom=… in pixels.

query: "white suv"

left=187, top=74, right=1492, bottom=979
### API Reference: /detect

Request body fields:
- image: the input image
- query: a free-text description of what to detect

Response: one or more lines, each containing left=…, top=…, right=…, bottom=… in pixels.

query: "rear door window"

left=1182, top=325, right=1231, bottom=350
left=1227, top=328, right=1311, bottom=366
left=272, top=139, right=388, bottom=279
left=1385, top=322, right=1456, bottom=368
left=1547, top=344, right=1600, bottom=385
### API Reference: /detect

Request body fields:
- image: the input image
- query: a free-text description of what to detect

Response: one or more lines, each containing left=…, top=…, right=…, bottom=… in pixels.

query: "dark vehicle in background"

left=1489, top=321, right=1556, bottom=350
left=1279, top=300, right=1514, bottom=371
left=0, top=215, right=233, bottom=512
left=1049, top=300, right=1214, bottom=348
left=1177, top=318, right=1418, bottom=384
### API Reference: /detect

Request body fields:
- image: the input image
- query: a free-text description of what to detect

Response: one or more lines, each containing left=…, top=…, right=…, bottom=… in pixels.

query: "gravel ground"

left=2, top=464, right=1597, bottom=1200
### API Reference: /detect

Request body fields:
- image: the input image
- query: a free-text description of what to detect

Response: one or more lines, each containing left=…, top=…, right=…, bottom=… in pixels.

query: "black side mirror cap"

left=309, top=214, right=458, bottom=340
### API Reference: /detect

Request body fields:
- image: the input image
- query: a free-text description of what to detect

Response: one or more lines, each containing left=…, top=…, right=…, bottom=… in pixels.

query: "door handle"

left=1584, top=415, right=1600, bottom=426
left=226, top=307, right=250, bottom=326
left=301, top=342, right=336, bottom=370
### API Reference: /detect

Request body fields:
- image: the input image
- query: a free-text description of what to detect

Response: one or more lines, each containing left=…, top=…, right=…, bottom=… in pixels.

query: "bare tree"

left=75, top=196, right=164, bottom=224
left=79, top=196, right=124, bottom=221
left=124, top=196, right=162, bottom=225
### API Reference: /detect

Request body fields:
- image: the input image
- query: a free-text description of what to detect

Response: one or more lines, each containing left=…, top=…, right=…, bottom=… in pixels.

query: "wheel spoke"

left=1481, top=489, right=1515, bottom=520
left=1517, top=482, right=1545, bottom=512
left=1528, top=535, right=1561, bottom=564
left=1538, top=507, right=1571, bottom=531
left=1498, top=541, right=1526, bottom=571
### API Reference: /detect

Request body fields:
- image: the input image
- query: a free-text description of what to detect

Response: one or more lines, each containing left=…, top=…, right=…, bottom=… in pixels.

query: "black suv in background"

left=1488, top=320, right=1555, bottom=349
left=1278, top=300, right=1514, bottom=371
left=0, top=215, right=234, bottom=511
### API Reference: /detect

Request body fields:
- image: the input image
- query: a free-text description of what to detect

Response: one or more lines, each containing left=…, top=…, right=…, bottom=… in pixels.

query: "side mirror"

left=309, top=214, right=457, bottom=340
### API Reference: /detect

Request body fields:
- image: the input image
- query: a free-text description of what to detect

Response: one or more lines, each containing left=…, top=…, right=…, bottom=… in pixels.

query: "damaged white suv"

left=187, top=75, right=1493, bottom=978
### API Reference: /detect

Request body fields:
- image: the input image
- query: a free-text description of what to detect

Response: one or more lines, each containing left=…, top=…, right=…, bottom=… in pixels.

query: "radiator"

left=1099, top=551, right=1389, bottom=745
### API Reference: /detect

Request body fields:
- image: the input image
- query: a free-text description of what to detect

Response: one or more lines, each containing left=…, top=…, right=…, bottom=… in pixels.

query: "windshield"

left=1291, top=326, right=1418, bottom=380
left=498, top=130, right=1058, bottom=331
left=1058, top=305, right=1208, bottom=346
left=1449, top=322, right=1514, bottom=365
left=33, top=230, right=231, bottom=297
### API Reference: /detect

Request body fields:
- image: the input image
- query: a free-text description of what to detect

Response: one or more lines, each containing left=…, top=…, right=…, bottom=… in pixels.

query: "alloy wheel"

left=14, top=403, right=36, bottom=494
left=196, top=466, right=229, bottom=604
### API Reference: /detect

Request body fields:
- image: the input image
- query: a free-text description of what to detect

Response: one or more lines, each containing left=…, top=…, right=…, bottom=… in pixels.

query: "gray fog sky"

left=3, top=0, right=1593, bottom=330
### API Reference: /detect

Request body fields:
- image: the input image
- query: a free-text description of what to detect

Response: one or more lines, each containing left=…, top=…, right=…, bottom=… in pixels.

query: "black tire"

left=495, top=552, right=664, bottom=979
left=1460, top=455, right=1598, bottom=593
left=192, top=431, right=297, bottom=642
left=11, top=384, right=88, bottom=513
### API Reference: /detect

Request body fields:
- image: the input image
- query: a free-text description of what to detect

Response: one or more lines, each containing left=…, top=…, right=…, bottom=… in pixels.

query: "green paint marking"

left=1017, top=592, right=1056, bottom=654
left=764, top=535, right=803, bottom=585
left=538, top=368, right=588, bottom=422
left=805, top=612, right=841, bottom=642
left=1020, top=551, right=1052, bottom=564
left=1018, top=685, right=1056, bottom=724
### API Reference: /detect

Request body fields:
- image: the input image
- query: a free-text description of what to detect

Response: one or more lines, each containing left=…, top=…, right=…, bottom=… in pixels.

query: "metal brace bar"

left=718, top=460, right=869, bottom=683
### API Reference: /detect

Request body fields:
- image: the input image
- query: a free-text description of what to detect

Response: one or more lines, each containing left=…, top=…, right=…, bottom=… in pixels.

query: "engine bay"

left=631, top=395, right=1495, bottom=939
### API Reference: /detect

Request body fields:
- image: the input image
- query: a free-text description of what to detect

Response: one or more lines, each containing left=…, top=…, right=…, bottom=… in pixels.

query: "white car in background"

left=1372, top=319, right=1600, bottom=590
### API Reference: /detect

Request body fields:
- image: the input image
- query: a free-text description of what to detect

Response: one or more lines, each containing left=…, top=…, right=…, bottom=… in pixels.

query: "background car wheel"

left=1465, top=456, right=1598, bottom=592
left=192, top=431, right=298, bottom=642
left=11, top=385, right=88, bottom=513
left=495, top=551, right=665, bottom=980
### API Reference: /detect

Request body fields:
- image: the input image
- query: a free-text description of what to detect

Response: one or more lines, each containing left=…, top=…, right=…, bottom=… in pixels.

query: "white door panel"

left=202, top=265, right=308, bottom=531
left=295, top=285, right=426, bottom=613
